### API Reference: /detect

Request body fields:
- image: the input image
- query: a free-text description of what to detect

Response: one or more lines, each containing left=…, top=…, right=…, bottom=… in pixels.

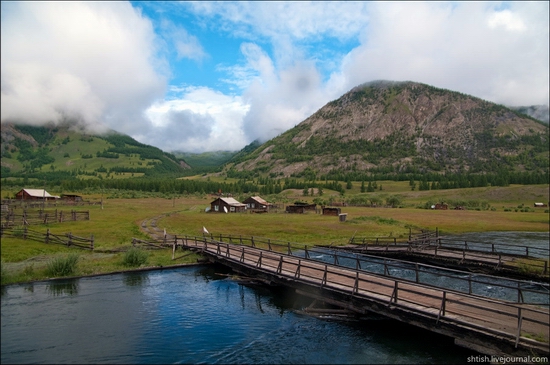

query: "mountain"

left=1, top=122, right=190, bottom=180
left=227, top=81, right=549, bottom=178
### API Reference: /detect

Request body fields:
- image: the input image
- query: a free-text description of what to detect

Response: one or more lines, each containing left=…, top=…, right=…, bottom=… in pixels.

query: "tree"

left=386, top=195, right=401, bottom=208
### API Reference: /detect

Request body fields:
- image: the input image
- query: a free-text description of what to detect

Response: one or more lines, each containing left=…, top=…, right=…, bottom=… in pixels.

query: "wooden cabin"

left=210, top=197, right=246, bottom=213
left=322, top=207, right=341, bottom=216
left=286, top=203, right=316, bottom=214
left=243, top=196, right=271, bottom=212
left=15, top=189, right=59, bottom=201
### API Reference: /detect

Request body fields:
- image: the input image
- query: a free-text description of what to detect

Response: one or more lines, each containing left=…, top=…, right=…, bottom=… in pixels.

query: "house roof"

left=248, top=196, right=269, bottom=205
left=19, top=189, right=59, bottom=198
left=218, top=197, right=246, bottom=206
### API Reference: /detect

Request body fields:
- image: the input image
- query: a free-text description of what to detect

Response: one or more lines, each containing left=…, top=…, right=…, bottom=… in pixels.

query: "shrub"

left=122, top=248, right=149, bottom=267
left=45, top=254, right=79, bottom=277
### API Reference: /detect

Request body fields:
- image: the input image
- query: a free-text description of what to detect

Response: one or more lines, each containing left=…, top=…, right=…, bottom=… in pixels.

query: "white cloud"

left=1, top=1, right=167, bottom=133
left=239, top=44, right=329, bottom=142
left=327, top=1, right=549, bottom=106
left=144, top=87, right=249, bottom=152
left=159, top=19, right=208, bottom=63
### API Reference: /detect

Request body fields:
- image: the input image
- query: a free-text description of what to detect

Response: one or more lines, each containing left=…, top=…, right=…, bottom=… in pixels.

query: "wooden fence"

left=1, top=199, right=101, bottom=208
left=1, top=209, right=90, bottom=228
left=0, top=226, right=94, bottom=250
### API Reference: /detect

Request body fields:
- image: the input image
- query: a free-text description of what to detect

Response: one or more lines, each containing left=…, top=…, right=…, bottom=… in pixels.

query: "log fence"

left=0, top=209, right=90, bottom=228
left=0, top=226, right=94, bottom=249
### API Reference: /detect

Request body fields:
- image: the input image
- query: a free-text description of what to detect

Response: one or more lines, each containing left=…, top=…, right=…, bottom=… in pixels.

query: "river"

left=1, top=264, right=476, bottom=364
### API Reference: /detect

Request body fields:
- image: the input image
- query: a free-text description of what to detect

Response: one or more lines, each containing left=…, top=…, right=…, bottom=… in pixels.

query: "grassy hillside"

left=1, top=123, right=190, bottom=181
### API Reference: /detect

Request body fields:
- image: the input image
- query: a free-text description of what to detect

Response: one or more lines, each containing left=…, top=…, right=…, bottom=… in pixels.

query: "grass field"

left=1, top=183, right=548, bottom=285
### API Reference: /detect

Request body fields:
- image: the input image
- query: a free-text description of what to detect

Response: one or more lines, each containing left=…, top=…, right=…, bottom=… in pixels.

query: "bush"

left=45, top=254, right=79, bottom=277
left=122, top=248, right=149, bottom=267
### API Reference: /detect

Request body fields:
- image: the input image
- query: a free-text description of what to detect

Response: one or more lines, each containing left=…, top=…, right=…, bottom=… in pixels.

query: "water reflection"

left=123, top=272, right=149, bottom=287
left=46, top=280, right=79, bottom=296
left=1, top=266, right=477, bottom=364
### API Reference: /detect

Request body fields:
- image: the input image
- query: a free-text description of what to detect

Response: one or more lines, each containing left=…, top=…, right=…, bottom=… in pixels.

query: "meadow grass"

left=1, top=183, right=548, bottom=285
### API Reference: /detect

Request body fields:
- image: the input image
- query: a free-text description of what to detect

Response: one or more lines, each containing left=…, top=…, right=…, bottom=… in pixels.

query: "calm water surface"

left=1, top=265, right=475, bottom=364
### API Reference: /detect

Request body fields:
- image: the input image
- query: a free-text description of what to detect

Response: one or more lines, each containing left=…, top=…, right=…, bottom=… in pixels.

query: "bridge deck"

left=181, top=237, right=549, bottom=357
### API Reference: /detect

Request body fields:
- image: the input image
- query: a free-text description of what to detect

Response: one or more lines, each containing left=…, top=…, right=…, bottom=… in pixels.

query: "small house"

left=61, top=194, right=83, bottom=202
left=243, top=196, right=271, bottom=212
left=322, top=207, right=341, bottom=216
left=15, top=189, right=59, bottom=201
left=210, top=197, right=246, bottom=213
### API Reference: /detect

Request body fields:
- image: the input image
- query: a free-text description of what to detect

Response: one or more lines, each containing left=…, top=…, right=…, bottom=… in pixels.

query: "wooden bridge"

left=179, top=234, right=549, bottom=358
left=343, top=231, right=550, bottom=280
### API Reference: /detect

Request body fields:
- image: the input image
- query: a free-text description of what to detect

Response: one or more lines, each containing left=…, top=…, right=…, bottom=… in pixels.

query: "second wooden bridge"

left=179, top=235, right=549, bottom=358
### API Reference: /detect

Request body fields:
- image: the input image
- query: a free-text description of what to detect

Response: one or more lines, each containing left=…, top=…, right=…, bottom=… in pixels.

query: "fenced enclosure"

left=0, top=226, right=94, bottom=250
left=1, top=209, right=90, bottom=228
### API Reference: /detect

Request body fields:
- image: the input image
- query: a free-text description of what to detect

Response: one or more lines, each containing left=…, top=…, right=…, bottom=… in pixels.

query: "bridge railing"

left=183, top=236, right=549, bottom=350
left=182, top=233, right=549, bottom=306
left=348, top=235, right=549, bottom=276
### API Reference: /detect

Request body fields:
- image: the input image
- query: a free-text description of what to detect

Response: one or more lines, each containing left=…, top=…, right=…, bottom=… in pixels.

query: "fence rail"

left=0, top=209, right=90, bottom=228
left=0, top=226, right=94, bottom=250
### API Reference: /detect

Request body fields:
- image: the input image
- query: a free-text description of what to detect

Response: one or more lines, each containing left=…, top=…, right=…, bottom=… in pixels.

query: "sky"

left=1, top=1, right=549, bottom=153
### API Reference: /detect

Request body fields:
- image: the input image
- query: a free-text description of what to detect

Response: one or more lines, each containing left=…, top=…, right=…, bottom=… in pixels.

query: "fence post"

left=544, top=261, right=548, bottom=275
left=415, top=263, right=419, bottom=283
left=45, top=228, right=50, bottom=244
left=295, top=260, right=301, bottom=278
left=68, top=232, right=72, bottom=246
left=172, top=239, right=176, bottom=260
left=256, top=251, right=262, bottom=268
left=90, top=234, right=94, bottom=250
left=287, top=242, right=291, bottom=255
